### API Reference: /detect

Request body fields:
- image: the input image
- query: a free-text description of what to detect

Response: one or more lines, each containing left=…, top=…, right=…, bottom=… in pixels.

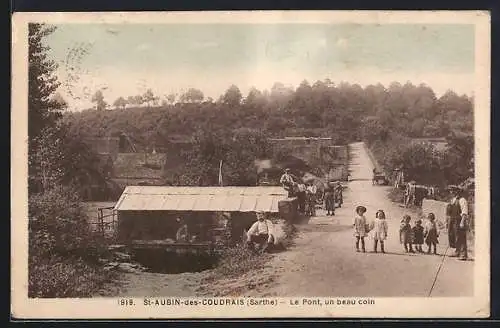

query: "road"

left=103, top=142, right=473, bottom=298
left=240, top=142, right=474, bottom=297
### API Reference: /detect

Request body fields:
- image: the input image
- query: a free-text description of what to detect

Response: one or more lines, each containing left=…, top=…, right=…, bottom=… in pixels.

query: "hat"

left=285, top=168, right=291, bottom=172
left=356, top=206, right=367, bottom=213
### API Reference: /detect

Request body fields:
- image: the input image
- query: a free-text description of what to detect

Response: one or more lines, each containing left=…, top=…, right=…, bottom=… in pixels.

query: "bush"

left=29, top=186, right=106, bottom=258
left=28, top=255, right=114, bottom=298
left=28, top=186, right=112, bottom=297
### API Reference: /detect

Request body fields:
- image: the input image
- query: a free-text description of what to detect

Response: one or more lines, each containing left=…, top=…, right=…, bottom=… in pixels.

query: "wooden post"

left=98, top=208, right=104, bottom=237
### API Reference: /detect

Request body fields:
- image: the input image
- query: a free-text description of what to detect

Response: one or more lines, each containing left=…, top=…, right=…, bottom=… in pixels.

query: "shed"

left=113, top=186, right=296, bottom=244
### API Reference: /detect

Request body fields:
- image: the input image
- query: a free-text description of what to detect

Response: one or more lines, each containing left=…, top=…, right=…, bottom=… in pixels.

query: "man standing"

left=280, top=168, right=295, bottom=197
left=296, top=182, right=307, bottom=214
left=446, top=186, right=468, bottom=259
left=246, top=211, right=274, bottom=253
left=452, top=188, right=469, bottom=260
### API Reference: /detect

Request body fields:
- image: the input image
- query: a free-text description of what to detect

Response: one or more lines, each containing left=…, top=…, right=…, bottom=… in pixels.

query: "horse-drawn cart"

left=372, top=171, right=389, bottom=185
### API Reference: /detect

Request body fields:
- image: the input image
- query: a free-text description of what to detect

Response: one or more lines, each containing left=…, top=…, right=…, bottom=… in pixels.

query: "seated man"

left=246, top=211, right=275, bottom=253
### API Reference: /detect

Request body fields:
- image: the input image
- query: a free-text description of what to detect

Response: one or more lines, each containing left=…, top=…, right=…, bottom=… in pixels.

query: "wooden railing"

left=88, top=206, right=118, bottom=239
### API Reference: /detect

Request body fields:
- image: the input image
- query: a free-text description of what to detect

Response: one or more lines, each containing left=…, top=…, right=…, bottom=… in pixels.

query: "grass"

left=29, top=255, right=117, bottom=298
left=387, top=187, right=405, bottom=204
left=204, top=220, right=298, bottom=281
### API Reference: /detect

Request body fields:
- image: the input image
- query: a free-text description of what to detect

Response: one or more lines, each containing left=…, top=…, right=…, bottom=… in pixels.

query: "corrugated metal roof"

left=114, top=186, right=288, bottom=212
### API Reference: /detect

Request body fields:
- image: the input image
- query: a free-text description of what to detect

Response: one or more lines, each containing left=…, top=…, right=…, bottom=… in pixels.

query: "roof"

left=114, top=186, right=289, bottom=212
left=269, top=137, right=332, bottom=141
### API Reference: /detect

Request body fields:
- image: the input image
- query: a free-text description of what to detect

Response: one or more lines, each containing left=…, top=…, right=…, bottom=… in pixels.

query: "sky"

left=44, top=23, right=475, bottom=110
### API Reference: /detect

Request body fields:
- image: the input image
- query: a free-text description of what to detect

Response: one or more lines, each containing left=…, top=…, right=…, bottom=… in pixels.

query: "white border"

left=11, top=10, right=491, bottom=319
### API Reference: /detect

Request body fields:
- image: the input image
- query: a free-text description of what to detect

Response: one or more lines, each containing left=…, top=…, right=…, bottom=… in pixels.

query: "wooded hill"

left=64, top=81, right=473, bottom=152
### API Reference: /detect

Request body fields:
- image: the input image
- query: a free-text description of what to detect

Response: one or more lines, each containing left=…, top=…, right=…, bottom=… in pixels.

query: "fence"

left=88, top=206, right=118, bottom=240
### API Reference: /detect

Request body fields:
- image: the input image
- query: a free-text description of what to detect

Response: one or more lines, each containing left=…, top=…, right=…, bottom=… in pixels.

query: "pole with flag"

left=218, top=160, right=223, bottom=186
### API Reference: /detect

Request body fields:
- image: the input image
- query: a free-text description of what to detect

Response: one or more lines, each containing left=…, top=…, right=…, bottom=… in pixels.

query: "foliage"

left=173, top=129, right=274, bottom=186
left=28, top=186, right=114, bottom=297
left=222, top=84, right=243, bottom=107
left=28, top=23, right=113, bottom=298
left=28, top=23, right=63, bottom=141
left=29, top=186, right=106, bottom=260
left=369, top=131, right=474, bottom=187
left=142, top=88, right=159, bottom=107
left=62, top=79, right=473, bottom=189
left=113, top=96, right=127, bottom=109
left=63, top=80, right=473, bottom=149
left=179, top=88, right=204, bottom=103
left=91, top=90, right=107, bottom=111
left=29, top=254, right=114, bottom=298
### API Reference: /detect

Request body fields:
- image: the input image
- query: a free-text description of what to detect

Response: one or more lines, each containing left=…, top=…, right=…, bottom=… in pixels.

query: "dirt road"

left=104, top=142, right=473, bottom=297
left=234, top=142, right=474, bottom=297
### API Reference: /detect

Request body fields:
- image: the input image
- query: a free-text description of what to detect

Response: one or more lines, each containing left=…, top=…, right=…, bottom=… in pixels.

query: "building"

left=111, top=153, right=168, bottom=188
left=411, top=137, right=448, bottom=152
left=113, top=186, right=297, bottom=245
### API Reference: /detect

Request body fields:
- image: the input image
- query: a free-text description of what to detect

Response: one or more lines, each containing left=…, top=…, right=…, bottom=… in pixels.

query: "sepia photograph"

left=11, top=11, right=490, bottom=319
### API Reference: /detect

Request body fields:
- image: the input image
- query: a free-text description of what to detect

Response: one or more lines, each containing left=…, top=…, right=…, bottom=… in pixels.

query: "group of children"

left=353, top=206, right=388, bottom=253
left=352, top=206, right=440, bottom=255
left=399, top=213, right=440, bottom=255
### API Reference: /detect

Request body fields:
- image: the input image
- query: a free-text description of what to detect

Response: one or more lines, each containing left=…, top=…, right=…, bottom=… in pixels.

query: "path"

left=239, top=142, right=474, bottom=297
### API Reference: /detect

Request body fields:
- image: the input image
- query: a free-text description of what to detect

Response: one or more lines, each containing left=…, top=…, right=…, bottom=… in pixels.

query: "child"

left=399, top=215, right=415, bottom=253
left=353, top=206, right=368, bottom=252
left=412, top=219, right=424, bottom=253
left=424, top=213, right=439, bottom=255
left=372, top=210, right=388, bottom=253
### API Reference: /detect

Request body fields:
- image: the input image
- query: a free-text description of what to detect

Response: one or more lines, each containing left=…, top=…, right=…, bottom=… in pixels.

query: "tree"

left=143, top=89, right=159, bottom=107
left=113, top=96, right=127, bottom=109
left=52, top=92, right=68, bottom=111
left=133, top=95, right=144, bottom=107
left=127, top=95, right=136, bottom=106
left=244, top=87, right=266, bottom=107
left=29, top=125, right=65, bottom=192
left=222, top=84, right=242, bottom=107
left=28, top=24, right=66, bottom=193
left=166, top=93, right=176, bottom=105
left=91, top=90, right=107, bottom=111
left=28, top=24, right=63, bottom=143
left=179, top=88, right=204, bottom=103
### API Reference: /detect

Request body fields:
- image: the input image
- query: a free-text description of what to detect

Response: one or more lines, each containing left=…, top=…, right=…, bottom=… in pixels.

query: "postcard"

left=11, top=10, right=490, bottom=319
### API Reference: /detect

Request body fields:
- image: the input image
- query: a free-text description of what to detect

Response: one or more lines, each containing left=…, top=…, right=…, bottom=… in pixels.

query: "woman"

left=306, top=182, right=317, bottom=216
left=324, top=182, right=336, bottom=216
